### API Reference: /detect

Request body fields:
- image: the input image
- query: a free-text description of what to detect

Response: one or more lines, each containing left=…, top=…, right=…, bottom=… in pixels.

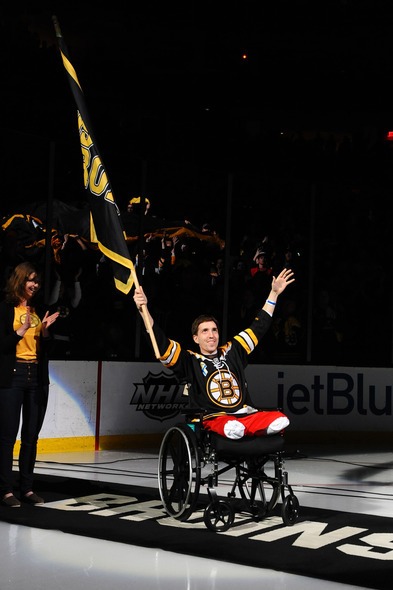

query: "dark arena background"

left=1, top=2, right=393, bottom=367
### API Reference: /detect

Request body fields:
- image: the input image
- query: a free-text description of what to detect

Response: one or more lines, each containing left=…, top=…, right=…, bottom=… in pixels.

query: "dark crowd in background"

left=1, top=126, right=392, bottom=368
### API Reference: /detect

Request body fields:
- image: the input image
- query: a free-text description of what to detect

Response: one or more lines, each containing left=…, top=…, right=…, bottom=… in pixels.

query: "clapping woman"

left=0, top=262, right=59, bottom=507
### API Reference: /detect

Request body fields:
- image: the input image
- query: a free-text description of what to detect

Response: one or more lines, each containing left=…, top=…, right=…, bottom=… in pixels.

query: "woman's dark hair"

left=4, top=261, right=41, bottom=306
left=191, top=314, right=219, bottom=336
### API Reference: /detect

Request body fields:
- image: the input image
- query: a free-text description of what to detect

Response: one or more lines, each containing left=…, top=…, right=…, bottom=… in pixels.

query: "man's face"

left=193, top=321, right=219, bottom=355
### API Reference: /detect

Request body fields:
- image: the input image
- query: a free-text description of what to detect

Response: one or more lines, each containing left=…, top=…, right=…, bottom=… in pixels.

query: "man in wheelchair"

left=133, top=268, right=294, bottom=440
left=134, top=268, right=298, bottom=530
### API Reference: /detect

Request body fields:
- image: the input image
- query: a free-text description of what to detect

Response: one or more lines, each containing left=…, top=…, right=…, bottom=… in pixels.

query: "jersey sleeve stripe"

left=234, top=328, right=258, bottom=353
left=160, top=339, right=181, bottom=366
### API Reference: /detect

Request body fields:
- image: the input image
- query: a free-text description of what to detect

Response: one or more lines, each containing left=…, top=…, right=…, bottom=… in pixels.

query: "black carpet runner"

left=0, top=473, right=390, bottom=590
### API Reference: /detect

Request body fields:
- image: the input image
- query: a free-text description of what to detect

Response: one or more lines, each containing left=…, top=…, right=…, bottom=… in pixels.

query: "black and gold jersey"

left=152, top=310, right=272, bottom=419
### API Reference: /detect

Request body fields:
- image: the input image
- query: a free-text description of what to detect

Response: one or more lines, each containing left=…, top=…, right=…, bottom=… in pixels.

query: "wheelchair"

left=158, top=410, right=300, bottom=532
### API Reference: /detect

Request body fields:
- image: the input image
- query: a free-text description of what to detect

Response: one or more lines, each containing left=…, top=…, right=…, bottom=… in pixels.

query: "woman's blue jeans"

left=0, top=363, right=48, bottom=497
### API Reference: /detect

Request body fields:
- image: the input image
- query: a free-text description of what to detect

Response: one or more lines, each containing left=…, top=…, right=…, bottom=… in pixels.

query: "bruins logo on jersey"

left=206, top=369, right=242, bottom=408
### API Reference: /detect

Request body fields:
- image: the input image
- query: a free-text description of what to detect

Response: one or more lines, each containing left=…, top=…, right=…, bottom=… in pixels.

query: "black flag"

left=53, top=15, right=134, bottom=294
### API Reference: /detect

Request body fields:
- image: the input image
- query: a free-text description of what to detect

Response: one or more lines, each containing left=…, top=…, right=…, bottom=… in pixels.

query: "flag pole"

left=130, top=267, right=160, bottom=358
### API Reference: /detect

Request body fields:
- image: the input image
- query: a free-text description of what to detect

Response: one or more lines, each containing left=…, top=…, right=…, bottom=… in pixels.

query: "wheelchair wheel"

left=203, top=500, right=234, bottom=532
left=238, top=475, right=281, bottom=519
left=158, top=424, right=201, bottom=521
left=281, top=494, right=300, bottom=525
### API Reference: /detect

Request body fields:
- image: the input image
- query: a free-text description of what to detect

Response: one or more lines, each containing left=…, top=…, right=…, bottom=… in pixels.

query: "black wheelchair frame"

left=158, top=412, right=300, bottom=532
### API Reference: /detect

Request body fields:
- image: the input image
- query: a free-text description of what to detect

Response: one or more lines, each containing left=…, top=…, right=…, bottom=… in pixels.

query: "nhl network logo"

left=130, top=371, right=188, bottom=421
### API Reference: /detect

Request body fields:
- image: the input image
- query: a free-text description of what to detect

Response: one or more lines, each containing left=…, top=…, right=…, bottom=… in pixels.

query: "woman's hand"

left=42, top=310, right=60, bottom=335
left=16, top=306, right=31, bottom=337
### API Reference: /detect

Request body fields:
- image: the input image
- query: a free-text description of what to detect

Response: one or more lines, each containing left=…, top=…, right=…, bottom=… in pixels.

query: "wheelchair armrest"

left=181, top=407, right=206, bottom=423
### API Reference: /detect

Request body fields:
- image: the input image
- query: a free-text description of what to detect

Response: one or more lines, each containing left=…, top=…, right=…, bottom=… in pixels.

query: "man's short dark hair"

left=191, top=315, right=219, bottom=336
